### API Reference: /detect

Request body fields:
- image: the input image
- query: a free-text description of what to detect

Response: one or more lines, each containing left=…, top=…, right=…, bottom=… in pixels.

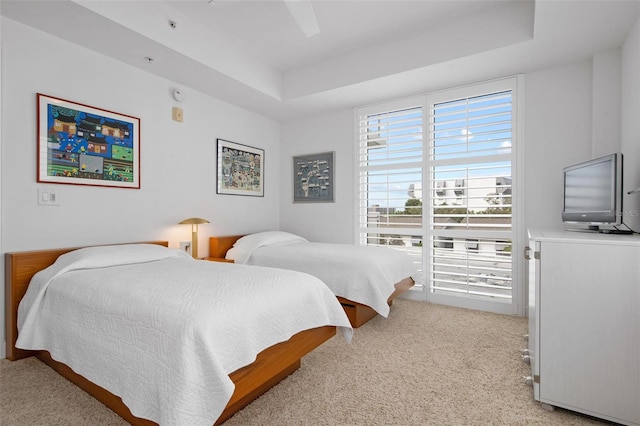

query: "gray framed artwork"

left=293, top=151, right=334, bottom=203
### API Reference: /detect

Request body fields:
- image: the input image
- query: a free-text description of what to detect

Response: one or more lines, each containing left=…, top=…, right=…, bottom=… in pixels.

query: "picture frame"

left=216, top=139, right=264, bottom=197
left=37, top=93, right=140, bottom=189
left=293, top=151, right=335, bottom=203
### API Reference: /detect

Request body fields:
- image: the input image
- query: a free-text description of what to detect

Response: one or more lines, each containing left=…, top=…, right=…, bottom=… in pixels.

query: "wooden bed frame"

left=5, top=241, right=336, bottom=425
left=209, top=235, right=415, bottom=328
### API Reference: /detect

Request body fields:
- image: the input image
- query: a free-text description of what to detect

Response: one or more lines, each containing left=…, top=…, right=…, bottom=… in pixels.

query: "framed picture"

left=37, top=93, right=140, bottom=188
left=293, top=151, right=335, bottom=203
left=217, top=139, right=264, bottom=197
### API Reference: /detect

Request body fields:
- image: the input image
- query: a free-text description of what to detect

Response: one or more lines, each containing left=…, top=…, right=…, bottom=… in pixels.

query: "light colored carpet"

left=1, top=299, right=605, bottom=425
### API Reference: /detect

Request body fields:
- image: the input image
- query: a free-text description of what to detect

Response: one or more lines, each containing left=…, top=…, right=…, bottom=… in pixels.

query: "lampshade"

left=179, top=217, right=209, bottom=259
left=179, top=218, right=210, bottom=226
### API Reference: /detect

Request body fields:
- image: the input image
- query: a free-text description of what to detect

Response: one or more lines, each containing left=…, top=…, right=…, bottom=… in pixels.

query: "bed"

left=209, top=231, right=420, bottom=327
left=5, top=241, right=352, bottom=426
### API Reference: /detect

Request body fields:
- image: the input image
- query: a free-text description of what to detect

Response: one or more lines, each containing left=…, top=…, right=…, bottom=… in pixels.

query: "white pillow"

left=226, top=231, right=307, bottom=263
left=54, top=243, right=191, bottom=271
left=18, top=244, right=192, bottom=331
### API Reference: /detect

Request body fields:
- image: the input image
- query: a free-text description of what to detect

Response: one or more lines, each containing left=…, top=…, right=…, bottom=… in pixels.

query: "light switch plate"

left=38, top=188, right=60, bottom=206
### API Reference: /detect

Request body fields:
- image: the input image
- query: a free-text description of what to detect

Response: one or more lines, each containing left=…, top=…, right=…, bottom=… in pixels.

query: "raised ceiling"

left=1, top=0, right=639, bottom=122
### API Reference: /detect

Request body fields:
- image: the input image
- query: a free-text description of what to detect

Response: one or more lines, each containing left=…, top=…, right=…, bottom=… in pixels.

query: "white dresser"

left=527, top=229, right=640, bottom=425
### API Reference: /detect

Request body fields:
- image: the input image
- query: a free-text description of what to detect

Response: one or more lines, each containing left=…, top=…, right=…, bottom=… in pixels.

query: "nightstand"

left=204, top=257, right=234, bottom=263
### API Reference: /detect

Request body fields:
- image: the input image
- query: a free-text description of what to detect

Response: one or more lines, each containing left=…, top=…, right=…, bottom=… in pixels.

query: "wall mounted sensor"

left=172, top=88, right=185, bottom=102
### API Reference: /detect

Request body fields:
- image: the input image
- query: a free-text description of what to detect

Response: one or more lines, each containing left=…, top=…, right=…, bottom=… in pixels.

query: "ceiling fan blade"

left=283, top=0, right=320, bottom=37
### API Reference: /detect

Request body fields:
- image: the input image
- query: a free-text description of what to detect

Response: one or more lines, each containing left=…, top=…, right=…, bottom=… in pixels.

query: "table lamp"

left=179, top=217, right=209, bottom=258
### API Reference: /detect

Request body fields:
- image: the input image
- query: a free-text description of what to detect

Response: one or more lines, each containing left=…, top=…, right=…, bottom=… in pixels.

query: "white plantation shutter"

left=356, top=97, right=424, bottom=281
left=356, top=78, right=521, bottom=314
left=427, top=80, right=517, bottom=307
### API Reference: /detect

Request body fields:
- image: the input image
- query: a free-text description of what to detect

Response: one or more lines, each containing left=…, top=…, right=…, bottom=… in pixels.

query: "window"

left=427, top=80, right=518, bottom=313
left=356, top=97, right=424, bottom=283
left=356, top=78, right=522, bottom=315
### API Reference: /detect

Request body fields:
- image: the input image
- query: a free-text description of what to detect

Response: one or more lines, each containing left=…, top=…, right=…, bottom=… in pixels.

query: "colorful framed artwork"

left=37, top=93, right=140, bottom=188
left=293, top=151, right=335, bottom=203
left=217, top=139, right=264, bottom=197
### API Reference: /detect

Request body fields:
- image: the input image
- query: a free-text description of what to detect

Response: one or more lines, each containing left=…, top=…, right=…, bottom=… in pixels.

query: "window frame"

left=355, top=77, right=525, bottom=316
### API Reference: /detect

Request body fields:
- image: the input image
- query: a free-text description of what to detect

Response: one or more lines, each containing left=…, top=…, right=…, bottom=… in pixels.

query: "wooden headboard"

left=5, top=241, right=168, bottom=361
left=209, top=235, right=244, bottom=259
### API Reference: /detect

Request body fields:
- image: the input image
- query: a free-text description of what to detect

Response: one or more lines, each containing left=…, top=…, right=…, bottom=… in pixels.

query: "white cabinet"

left=527, top=230, right=640, bottom=426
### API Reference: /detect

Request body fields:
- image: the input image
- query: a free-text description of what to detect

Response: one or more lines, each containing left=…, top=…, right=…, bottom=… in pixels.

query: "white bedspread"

left=227, top=232, right=421, bottom=317
left=16, top=244, right=352, bottom=426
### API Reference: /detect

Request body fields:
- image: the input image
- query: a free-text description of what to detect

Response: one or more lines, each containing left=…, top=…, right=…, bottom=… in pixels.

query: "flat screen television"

left=562, top=152, right=629, bottom=233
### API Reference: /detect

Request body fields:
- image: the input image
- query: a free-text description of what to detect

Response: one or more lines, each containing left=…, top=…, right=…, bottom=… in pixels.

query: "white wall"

left=0, top=18, right=282, bottom=358
left=279, top=109, right=355, bottom=243
left=592, top=48, right=622, bottom=158
left=0, top=23, right=4, bottom=359
left=523, top=60, right=594, bottom=231
left=621, top=17, right=640, bottom=233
